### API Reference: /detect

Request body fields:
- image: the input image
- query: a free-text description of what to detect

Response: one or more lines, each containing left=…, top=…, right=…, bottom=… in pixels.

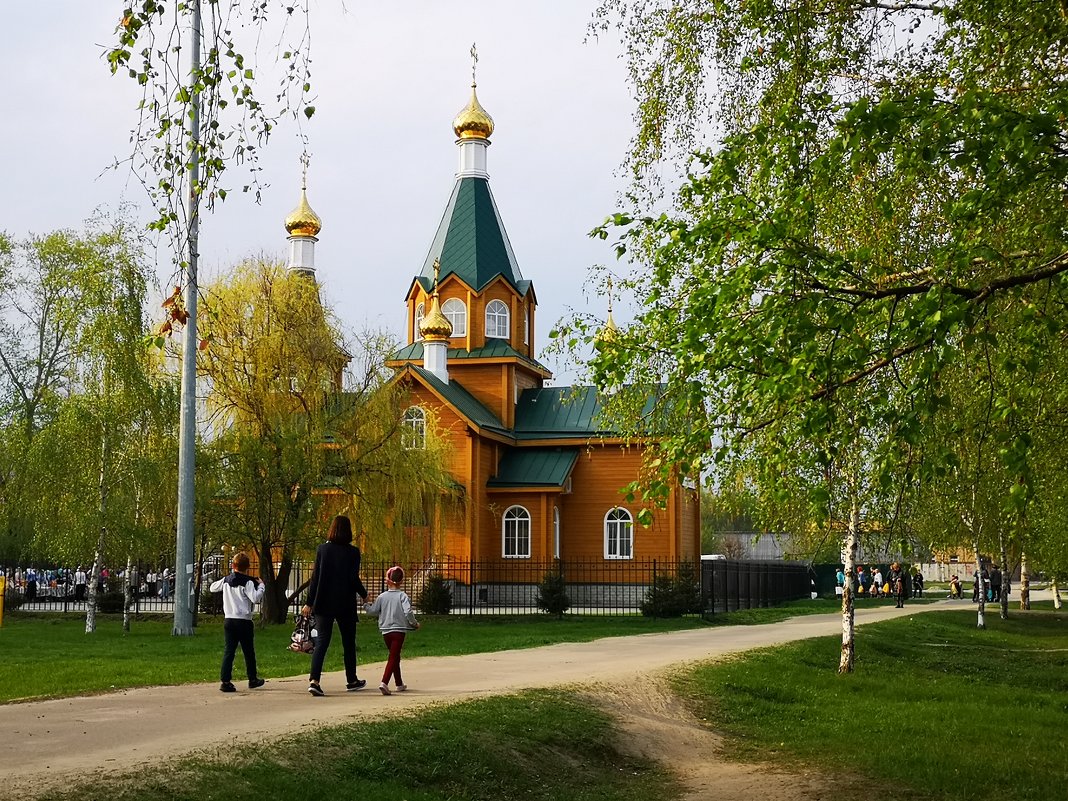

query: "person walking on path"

left=364, top=565, right=420, bottom=695
left=209, top=552, right=267, bottom=693
left=301, top=515, right=369, bottom=696
left=889, top=562, right=906, bottom=608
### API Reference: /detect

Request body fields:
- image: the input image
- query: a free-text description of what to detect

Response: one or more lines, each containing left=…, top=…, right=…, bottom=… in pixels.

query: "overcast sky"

left=3, top=3, right=639, bottom=385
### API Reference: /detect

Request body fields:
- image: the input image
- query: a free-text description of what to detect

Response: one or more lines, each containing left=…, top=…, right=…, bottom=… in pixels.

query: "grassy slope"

left=678, top=608, right=1068, bottom=801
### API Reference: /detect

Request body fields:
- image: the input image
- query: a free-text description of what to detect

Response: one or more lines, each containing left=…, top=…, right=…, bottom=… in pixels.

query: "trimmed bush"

left=96, top=591, right=130, bottom=614
left=640, top=562, right=702, bottom=617
left=536, top=571, right=570, bottom=618
left=3, top=587, right=24, bottom=611
left=200, top=587, right=223, bottom=616
left=416, top=574, right=453, bottom=615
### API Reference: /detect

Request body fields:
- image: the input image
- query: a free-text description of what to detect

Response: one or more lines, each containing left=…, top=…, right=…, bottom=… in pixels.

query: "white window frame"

left=502, top=505, right=531, bottom=559
left=402, top=406, right=426, bottom=449
left=485, top=299, right=510, bottom=339
left=441, top=298, right=467, bottom=337
left=414, top=302, right=425, bottom=340
left=604, top=507, right=633, bottom=560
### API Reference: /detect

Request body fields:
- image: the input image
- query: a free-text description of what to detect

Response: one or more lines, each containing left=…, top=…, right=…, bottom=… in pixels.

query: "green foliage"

left=95, top=591, right=130, bottom=615
left=573, top=0, right=1068, bottom=588
left=108, top=2, right=315, bottom=237
left=196, top=261, right=458, bottom=622
left=535, top=571, right=571, bottom=618
left=415, top=573, right=454, bottom=615
left=199, top=587, right=223, bottom=617
left=640, top=561, right=701, bottom=617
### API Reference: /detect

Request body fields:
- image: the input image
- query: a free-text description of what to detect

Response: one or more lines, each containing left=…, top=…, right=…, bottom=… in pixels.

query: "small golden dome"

left=285, top=188, right=322, bottom=238
left=596, top=310, right=619, bottom=345
left=419, top=293, right=453, bottom=341
left=452, top=84, right=494, bottom=140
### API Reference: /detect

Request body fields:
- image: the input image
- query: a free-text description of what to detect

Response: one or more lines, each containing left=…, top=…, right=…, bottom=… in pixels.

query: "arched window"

left=485, top=299, right=510, bottom=339
left=502, top=505, right=531, bottom=558
left=414, top=302, right=425, bottom=340
left=441, top=298, right=466, bottom=337
left=402, top=406, right=426, bottom=449
left=604, top=507, right=633, bottom=560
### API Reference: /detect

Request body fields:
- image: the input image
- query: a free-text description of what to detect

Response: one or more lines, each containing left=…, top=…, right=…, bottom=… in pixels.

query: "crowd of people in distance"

left=835, top=562, right=914, bottom=607
left=2, top=564, right=177, bottom=601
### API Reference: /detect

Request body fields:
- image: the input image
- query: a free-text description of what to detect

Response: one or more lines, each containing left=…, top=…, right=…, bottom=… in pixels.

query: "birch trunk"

left=1019, top=549, right=1031, bottom=610
left=85, top=430, right=110, bottom=634
left=1052, top=579, right=1062, bottom=610
left=122, top=554, right=133, bottom=633
left=998, top=533, right=1009, bottom=621
left=972, top=540, right=986, bottom=630
left=838, top=498, right=859, bottom=674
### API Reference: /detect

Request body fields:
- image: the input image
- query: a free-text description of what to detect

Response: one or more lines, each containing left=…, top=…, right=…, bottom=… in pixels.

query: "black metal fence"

left=3, top=557, right=812, bottom=618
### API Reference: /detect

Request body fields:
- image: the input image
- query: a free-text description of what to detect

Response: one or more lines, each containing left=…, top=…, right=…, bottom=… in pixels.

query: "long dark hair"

left=326, top=515, right=353, bottom=545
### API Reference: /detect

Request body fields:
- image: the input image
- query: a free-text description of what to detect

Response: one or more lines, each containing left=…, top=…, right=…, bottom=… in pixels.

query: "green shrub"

left=416, top=574, right=453, bottom=615
left=536, top=571, right=570, bottom=618
left=640, top=562, right=702, bottom=617
left=3, top=587, right=24, bottom=611
left=96, top=591, right=130, bottom=614
left=200, top=587, right=223, bottom=616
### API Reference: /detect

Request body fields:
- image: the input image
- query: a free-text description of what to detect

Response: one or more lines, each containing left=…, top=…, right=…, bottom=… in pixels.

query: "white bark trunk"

left=1019, top=549, right=1031, bottom=610
left=122, top=554, right=133, bottom=633
left=972, top=540, right=986, bottom=630
left=1052, top=579, right=1062, bottom=610
left=998, top=533, right=1009, bottom=621
left=85, top=427, right=110, bottom=634
left=838, top=499, right=859, bottom=674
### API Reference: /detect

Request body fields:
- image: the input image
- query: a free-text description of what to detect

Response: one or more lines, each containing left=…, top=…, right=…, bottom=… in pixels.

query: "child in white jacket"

left=209, top=552, right=266, bottom=692
left=363, top=566, right=420, bottom=695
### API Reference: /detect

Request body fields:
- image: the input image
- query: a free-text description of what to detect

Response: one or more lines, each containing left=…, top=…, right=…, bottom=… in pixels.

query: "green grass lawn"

left=6, top=601, right=1065, bottom=801
left=0, top=611, right=715, bottom=702
left=677, top=607, right=1068, bottom=801
left=46, top=690, right=677, bottom=801
left=0, top=599, right=863, bottom=703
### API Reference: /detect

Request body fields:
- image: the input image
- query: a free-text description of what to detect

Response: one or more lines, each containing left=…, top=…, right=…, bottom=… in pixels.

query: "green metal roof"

left=512, top=386, right=664, bottom=440
left=488, top=447, right=579, bottom=488
left=408, top=365, right=510, bottom=436
left=416, top=177, right=527, bottom=295
left=390, top=340, right=551, bottom=374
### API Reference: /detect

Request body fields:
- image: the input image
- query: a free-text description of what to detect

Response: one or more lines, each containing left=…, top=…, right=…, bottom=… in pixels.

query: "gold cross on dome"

left=300, top=151, right=310, bottom=190
left=470, top=43, right=479, bottom=86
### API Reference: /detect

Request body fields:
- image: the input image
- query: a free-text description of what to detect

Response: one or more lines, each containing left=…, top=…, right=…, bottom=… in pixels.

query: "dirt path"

left=0, top=602, right=946, bottom=800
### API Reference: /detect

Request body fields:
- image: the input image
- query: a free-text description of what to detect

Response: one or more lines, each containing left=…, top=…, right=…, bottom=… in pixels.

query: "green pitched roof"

left=408, top=365, right=510, bottom=436
left=488, top=447, right=579, bottom=488
left=513, top=386, right=606, bottom=439
left=390, top=340, right=551, bottom=375
left=416, top=177, right=527, bottom=295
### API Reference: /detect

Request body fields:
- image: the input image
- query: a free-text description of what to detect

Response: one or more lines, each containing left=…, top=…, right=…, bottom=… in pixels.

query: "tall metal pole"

left=173, top=0, right=201, bottom=636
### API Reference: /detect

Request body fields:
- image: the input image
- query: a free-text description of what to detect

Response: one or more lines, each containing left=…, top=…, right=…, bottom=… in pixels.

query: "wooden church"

left=369, top=76, right=703, bottom=575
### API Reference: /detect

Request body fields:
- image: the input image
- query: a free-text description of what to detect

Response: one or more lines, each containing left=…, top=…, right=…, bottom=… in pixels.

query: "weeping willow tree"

left=197, top=261, right=456, bottom=624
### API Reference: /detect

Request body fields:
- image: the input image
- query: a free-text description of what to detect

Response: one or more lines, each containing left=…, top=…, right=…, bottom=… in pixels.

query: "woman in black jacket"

left=301, top=515, right=369, bottom=696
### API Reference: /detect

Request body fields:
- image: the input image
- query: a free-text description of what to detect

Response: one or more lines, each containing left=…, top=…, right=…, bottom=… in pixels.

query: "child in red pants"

left=363, top=566, right=420, bottom=695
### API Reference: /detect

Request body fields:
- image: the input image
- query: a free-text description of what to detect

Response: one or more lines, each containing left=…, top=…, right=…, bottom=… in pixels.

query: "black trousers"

left=221, top=618, right=257, bottom=683
left=309, top=612, right=358, bottom=684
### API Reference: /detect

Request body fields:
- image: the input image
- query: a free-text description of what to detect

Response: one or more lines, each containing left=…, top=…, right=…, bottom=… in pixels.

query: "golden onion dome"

left=452, top=83, right=495, bottom=140
left=419, top=293, right=453, bottom=341
left=596, top=310, right=619, bottom=346
left=284, top=188, right=322, bottom=238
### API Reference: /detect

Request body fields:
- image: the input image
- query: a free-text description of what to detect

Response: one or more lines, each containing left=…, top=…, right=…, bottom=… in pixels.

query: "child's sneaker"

left=220, top=682, right=237, bottom=693
left=248, top=677, right=266, bottom=689
left=346, top=679, right=367, bottom=691
left=308, top=682, right=325, bottom=697
left=395, top=683, right=407, bottom=692
left=379, top=682, right=391, bottom=695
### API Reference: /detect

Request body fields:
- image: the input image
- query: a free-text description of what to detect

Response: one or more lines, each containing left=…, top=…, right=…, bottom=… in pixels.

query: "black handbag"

left=288, top=613, right=317, bottom=654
